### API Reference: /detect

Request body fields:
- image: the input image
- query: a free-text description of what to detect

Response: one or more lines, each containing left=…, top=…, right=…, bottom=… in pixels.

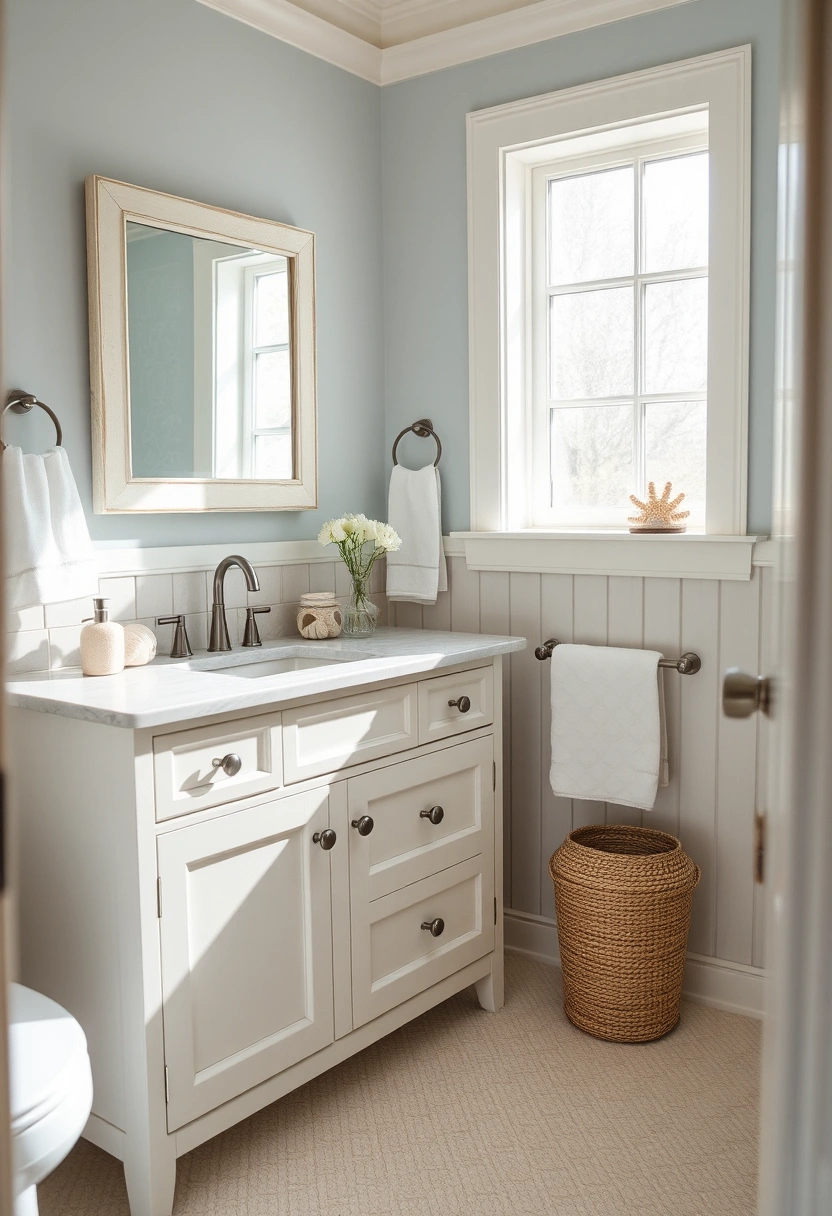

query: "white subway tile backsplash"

left=308, top=562, right=336, bottom=595
left=172, top=572, right=206, bottom=616
left=136, top=574, right=173, bottom=620
left=48, top=624, right=82, bottom=670
left=44, top=596, right=95, bottom=629
left=282, top=564, right=310, bottom=604
left=99, top=577, right=136, bottom=621
left=7, top=604, right=45, bottom=633
left=7, top=630, right=50, bottom=675
left=248, top=566, right=281, bottom=606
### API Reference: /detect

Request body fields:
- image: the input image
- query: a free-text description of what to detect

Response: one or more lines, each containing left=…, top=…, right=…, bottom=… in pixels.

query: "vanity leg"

left=476, top=954, right=504, bottom=1013
left=123, top=1139, right=177, bottom=1216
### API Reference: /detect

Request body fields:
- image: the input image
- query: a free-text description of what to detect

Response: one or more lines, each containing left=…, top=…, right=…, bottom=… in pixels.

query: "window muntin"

left=533, top=142, right=709, bottom=529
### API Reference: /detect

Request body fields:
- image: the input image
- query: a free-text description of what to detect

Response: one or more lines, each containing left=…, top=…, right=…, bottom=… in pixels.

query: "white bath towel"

left=386, top=463, right=447, bottom=604
left=549, top=643, right=669, bottom=811
left=4, top=445, right=98, bottom=610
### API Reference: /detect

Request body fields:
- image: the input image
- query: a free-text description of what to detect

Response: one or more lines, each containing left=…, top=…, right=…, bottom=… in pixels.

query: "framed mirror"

left=85, top=176, right=317, bottom=512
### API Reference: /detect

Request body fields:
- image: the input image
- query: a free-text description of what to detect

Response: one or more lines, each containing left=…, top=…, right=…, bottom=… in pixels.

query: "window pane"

left=550, top=405, right=632, bottom=518
left=643, top=279, right=708, bottom=394
left=255, top=269, right=289, bottom=347
left=254, top=350, right=292, bottom=429
left=643, top=153, right=709, bottom=273
left=550, top=288, right=633, bottom=399
left=255, top=433, right=293, bottom=479
left=644, top=401, right=706, bottom=527
left=548, top=166, right=634, bottom=285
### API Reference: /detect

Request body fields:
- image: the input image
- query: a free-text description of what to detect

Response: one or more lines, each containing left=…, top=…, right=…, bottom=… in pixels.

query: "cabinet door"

left=348, top=737, right=494, bottom=902
left=158, top=788, right=335, bottom=1130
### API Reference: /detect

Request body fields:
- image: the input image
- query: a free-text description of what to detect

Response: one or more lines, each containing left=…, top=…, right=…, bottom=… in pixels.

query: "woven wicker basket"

left=549, top=825, right=700, bottom=1043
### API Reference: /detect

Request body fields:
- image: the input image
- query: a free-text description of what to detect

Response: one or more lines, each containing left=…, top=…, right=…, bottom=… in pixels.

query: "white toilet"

left=9, top=983, right=93, bottom=1216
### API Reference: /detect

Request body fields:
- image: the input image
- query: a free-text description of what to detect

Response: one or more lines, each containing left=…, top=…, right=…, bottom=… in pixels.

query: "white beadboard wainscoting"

left=390, top=547, right=773, bottom=1018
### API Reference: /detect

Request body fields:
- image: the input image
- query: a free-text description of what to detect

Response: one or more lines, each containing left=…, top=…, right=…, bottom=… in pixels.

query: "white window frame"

left=466, top=46, right=751, bottom=538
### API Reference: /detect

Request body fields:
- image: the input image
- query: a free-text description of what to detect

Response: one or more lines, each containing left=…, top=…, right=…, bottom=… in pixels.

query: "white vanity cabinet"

left=10, top=643, right=514, bottom=1216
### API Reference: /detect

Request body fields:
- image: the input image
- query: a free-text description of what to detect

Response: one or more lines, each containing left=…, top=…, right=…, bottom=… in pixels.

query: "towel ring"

left=391, top=418, right=441, bottom=467
left=0, top=389, right=63, bottom=451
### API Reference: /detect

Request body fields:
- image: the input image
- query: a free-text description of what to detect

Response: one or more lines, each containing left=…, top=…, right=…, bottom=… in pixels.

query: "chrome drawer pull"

left=351, top=816, right=374, bottom=836
left=211, top=753, right=242, bottom=777
left=448, top=696, right=471, bottom=713
left=420, top=805, right=444, bottom=825
left=312, top=829, right=337, bottom=850
left=421, top=918, right=445, bottom=937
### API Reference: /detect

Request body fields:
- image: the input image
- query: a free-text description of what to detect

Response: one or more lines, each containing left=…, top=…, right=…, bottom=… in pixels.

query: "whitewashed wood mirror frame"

left=85, top=176, right=317, bottom=512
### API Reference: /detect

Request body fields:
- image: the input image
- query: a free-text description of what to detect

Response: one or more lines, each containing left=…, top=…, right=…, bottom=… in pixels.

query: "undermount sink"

left=207, top=655, right=347, bottom=679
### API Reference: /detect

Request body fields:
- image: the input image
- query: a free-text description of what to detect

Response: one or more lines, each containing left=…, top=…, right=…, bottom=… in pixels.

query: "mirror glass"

left=126, top=221, right=293, bottom=481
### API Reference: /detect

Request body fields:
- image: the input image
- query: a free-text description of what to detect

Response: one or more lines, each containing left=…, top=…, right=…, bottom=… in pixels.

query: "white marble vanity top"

left=6, top=627, right=526, bottom=729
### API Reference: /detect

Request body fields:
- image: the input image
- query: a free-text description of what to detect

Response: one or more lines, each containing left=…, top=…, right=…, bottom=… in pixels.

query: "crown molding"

left=198, top=0, right=698, bottom=84
left=198, top=0, right=383, bottom=82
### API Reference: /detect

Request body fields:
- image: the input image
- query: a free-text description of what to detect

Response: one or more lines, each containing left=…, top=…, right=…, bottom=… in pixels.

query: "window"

left=212, top=251, right=294, bottom=480
left=532, top=135, right=709, bottom=528
left=467, top=47, right=750, bottom=538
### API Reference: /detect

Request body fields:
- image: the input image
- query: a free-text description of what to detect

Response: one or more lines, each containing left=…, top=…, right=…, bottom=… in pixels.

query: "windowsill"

left=447, top=531, right=770, bottom=581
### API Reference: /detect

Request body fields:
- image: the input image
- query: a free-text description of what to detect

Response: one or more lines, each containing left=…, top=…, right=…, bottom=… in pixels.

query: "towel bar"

left=0, top=389, right=63, bottom=451
left=534, top=638, right=701, bottom=674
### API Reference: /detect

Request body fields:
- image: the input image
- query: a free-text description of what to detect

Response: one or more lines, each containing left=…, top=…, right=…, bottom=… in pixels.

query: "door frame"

left=759, top=0, right=832, bottom=1210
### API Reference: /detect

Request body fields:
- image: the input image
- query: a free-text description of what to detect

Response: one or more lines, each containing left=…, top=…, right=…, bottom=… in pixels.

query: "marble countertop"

left=6, top=628, right=526, bottom=730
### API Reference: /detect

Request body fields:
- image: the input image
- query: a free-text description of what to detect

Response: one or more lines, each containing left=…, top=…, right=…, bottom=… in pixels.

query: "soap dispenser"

left=80, top=597, right=125, bottom=676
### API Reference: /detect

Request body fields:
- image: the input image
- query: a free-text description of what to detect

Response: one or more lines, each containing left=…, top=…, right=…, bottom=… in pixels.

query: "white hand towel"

left=4, top=445, right=98, bottom=610
left=386, top=464, right=447, bottom=604
left=549, top=643, right=668, bottom=811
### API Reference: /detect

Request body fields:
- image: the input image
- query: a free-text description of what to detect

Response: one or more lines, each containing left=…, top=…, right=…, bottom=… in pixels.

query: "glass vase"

left=342, top=579, right=378, bottom=638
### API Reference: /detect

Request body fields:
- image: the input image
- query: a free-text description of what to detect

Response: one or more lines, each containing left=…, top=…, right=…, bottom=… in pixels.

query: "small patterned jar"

left=296, top=592, right=342, bottom=639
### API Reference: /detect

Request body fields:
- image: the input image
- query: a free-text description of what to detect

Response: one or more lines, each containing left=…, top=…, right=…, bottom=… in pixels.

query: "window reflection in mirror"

left=126, top=222, right=293, bottom=481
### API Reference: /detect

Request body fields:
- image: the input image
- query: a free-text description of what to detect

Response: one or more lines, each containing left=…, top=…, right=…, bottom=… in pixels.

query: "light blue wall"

left=6, top=0, right=780, bottom=544
left=5, top=0, right=385, bottom=545
left=381, top=0, right=781, bottom=535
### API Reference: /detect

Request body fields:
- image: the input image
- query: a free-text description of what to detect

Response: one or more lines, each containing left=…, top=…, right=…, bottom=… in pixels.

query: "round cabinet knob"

left=211, top=753, right=242, bottom=777
left=421, top=918, right=445, bottom=937
left=312, top=829, right=337, bottom=850
left=448, top=696, right=471, bottom=713
left=420, top=805, right=444, bottom=825
left=351, top=816, right=374, bottom=836
left=722, top=668, right=773, bottom=718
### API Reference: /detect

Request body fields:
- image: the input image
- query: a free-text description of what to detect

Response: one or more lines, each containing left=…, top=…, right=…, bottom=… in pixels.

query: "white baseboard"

left=504, top=908, right=765, bottom=1020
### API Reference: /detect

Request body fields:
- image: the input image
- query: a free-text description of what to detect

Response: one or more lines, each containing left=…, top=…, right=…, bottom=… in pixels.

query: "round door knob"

left=420, top=805, right=444, bottom=825
left=211, top=753, right=242, bottom=777
left=722, top=669, right=773, bottom=718
left=421, top=918, right=445, bottom=937
left=351, top=816, right=374, bottom=836
left=448, top=696, right=471, bottom=713
left=312, top=829, right=337, bottom=850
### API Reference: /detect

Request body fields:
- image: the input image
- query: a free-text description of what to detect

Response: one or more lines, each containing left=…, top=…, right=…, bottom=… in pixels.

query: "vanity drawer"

left=347, top=737, right=494, bottom=901
left=282, top=684, right=418, bottom=784
left=153, top=713, right=282, bottom=821
left=351, top=855, right=494, bottom=1028
left=418, top=666, right=493, bottom=744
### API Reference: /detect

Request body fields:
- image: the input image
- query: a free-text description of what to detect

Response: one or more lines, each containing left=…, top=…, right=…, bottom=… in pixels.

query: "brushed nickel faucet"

left=208, top=555, right=260, bottom=652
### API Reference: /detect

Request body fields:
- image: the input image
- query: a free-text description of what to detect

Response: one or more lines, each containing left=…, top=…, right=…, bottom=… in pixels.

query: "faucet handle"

left=156, top=615, right=193, bottom=659
left=242, top=606, right=271, bottom=648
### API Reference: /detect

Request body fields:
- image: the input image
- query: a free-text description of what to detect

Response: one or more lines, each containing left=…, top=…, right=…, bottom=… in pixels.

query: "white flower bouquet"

left=318, top=514, right=401, bottom=636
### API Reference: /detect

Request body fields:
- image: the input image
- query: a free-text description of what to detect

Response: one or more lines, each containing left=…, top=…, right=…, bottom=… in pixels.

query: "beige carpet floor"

left=39, top=955, right=761, bottom=1215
